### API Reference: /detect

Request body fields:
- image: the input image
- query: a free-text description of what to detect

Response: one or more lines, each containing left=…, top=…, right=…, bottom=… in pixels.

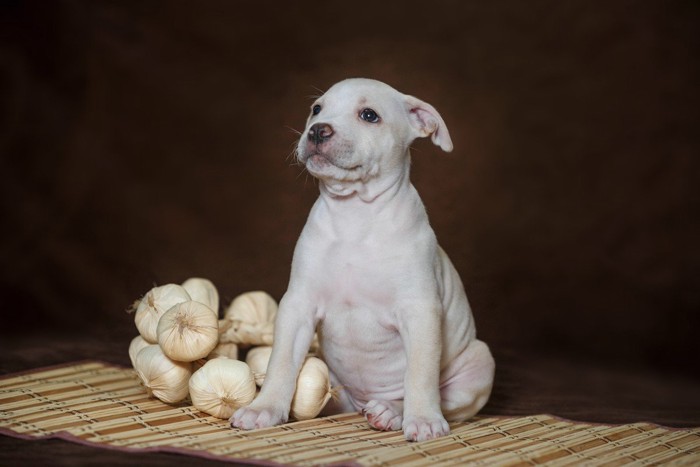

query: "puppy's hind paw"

left=402, top=414, right=450, bottom=442
left=362, top=399, right=403, bottom=431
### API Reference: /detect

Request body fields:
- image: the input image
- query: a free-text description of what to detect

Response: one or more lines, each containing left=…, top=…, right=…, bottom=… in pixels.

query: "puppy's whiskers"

left=307, top=85, right=325, bottom=100
left=284, top=127, right=304, bottom=168
left=286, top=144, right=301, bottom=167
left=285, top=126, right=303, bottom=137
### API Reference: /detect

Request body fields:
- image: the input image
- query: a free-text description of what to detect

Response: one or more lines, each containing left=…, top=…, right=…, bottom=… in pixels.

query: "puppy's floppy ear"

left=404, top=95, right=453, bottom=152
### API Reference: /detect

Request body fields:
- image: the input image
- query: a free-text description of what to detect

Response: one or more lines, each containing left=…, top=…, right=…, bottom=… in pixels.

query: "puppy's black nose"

left=308, top=123, right=334, bottom=145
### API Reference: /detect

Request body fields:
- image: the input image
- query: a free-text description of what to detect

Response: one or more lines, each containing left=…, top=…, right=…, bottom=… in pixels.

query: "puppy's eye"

left=360, top=108, right=380, bottom=123
left=312, top=104, right=322, bottom=116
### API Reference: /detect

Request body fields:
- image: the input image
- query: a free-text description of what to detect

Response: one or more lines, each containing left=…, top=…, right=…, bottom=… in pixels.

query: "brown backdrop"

left=1, top=1, right=698, bottom=380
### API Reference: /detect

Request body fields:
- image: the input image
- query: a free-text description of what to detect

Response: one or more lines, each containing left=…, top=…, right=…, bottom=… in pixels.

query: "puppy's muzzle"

left=308, top=123, right=334, bottom=145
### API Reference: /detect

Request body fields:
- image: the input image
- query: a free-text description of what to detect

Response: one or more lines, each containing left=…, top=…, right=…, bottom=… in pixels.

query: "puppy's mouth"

left=305, top=153, right=362, bottom=173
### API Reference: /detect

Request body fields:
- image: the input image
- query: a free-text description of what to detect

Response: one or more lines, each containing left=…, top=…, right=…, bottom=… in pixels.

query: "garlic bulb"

left=182, top=277, right=219, bottom=314
left=220, top=291, right=277, bottom=346
left=290, top=357, right=333, bottom=420
left=128, top=335, right=152, bottom=368
left=245, top=345, right=272, bottom=386
left=134, top=345, right=192, bottom=403
left=157, top=301, right=219, bottom=362
left=134, top=284, right=191, bottom=343
left=189, top=358, right=256, bottom=419
left=207, top=342, right=239, bottom=360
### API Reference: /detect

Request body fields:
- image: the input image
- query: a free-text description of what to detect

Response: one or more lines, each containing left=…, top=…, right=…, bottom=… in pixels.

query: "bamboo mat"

left=1, top=361, right=699, bottom=466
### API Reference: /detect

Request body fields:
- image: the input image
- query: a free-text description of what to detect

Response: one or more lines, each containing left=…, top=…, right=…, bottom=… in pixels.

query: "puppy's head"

left=296, top=78, right=452, bottom=198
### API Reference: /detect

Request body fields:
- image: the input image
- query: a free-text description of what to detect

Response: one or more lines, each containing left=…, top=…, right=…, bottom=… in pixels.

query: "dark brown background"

left=1, top=1, right=699, bottom=463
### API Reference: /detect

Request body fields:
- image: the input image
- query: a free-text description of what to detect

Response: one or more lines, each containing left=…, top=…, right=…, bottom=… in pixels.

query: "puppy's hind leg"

left=363, top=400, right=403, bottom=431
left=440, top=340, right=495, bottom=422
left=320, top=368, right=402, bottom=431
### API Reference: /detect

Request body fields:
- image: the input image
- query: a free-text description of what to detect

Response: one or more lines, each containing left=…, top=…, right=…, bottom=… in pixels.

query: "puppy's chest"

left=311, top=240, right=399, bottom=314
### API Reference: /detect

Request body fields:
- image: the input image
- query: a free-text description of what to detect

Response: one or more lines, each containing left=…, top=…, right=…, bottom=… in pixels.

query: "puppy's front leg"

left=399, top=301, right=449, bottom=442
left=230, top=294, right=316, bottom=430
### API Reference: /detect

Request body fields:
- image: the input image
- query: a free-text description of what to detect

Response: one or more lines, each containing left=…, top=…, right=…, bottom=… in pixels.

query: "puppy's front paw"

left=229, top=405, right=288, bottom=430
left=362, top=400, right=403, bottom=431
left=402, top=414, right=450, bottom=442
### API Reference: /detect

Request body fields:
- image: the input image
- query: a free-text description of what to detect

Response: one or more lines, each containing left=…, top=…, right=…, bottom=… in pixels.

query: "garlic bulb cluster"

left=290, top=357, right=333, bottom=420
left=134, top=345, right=192, bottom=403
left=157, top=301, right=219, bottom=362
left=131, top=279, right=220, bottom=405
left=129, top=279, right=335, bottom=423
left=134, top=284, right=191, bottom=343
left=189, top=358, right=257, bottom=419
left=220, top=291, right=277, bottom=347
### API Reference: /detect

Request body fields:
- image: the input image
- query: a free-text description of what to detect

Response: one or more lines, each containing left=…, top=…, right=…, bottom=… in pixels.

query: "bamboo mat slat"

left=1, top=361, right=698, bottom=466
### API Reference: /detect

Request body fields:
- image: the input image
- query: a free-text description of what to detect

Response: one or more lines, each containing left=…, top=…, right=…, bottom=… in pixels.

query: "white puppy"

left=230, top=78, right=495, bottom=442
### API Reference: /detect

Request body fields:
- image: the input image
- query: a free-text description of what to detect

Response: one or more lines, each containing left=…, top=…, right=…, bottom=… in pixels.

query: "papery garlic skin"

left=220, top=291, right=278, bottom=346
left=128, top=335, right=152, bottom=368
left=182, top=277, right=219, bottom=315
left=157, top=301, right=219, bottom=362
left=245, top=346, right=272, bottom=386
left=224, top=291, right=278, bottom=322
left=134, top=345, right=192, bottom=404
left=134, top=284, right=191, bottom=343
left=189, top=358, right=256, bottom=419
left=207, top=342, right=239, bottom=360
left=290, top=357, right=333, bottom=421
